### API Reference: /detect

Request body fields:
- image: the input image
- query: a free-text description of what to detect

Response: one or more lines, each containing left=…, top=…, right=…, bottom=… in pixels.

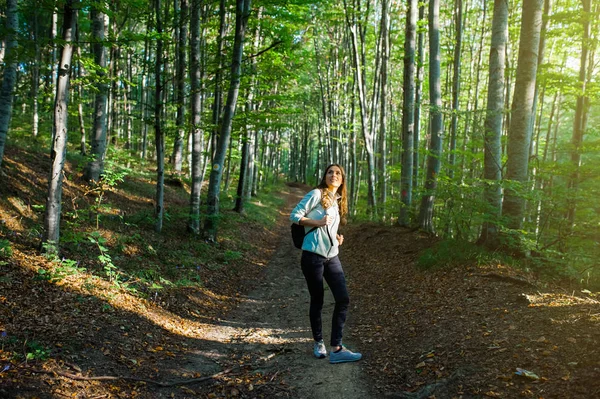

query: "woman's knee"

left=336, top=294, right=350, bottom=308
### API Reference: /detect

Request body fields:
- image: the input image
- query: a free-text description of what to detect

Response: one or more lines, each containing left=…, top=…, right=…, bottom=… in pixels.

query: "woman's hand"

left=337, top=234, right=344, bottom=246
left=320, top=215, right=333, bottom=226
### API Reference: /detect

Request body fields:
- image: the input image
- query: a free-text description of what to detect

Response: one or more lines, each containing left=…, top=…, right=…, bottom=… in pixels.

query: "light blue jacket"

left=290, top=189, right=340, bottom=258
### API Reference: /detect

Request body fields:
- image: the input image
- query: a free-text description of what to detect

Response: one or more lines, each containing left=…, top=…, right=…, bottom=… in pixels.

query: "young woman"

left=289, top=164, right=362, bottom=364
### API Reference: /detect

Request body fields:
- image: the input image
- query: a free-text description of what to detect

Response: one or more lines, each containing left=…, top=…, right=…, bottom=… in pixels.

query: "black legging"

left=301, top=251, right=350, bottom=347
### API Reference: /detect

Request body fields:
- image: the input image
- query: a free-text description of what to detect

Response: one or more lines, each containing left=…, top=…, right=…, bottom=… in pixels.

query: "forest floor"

left=1, top=147, right=600, bottom=398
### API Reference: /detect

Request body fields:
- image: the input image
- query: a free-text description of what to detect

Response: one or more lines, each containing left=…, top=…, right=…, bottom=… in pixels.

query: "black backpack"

left=291, top=224, right=317, bottom=249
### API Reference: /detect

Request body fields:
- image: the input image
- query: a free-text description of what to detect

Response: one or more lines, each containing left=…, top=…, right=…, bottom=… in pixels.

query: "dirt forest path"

left=161, top=184, right=375, bottom=398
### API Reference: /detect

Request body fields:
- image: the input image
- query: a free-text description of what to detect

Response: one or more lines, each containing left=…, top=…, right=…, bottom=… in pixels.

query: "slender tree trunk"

left=399, top=0, right=418, bottom=227
left=502, top=0, right=544, bottom=231
left=235, top=110, right=250, bottom=213
left=529, top=0, right=552, bottom=149
left=32, top=8, right=41, bottom=138
left=141, top=18, right=151, bottom=160
left=566, top=0, right=592, bottom=228
left=0, top=0, right=19, bottom=169
left=378, top=0, right=389, bottom=213
left=154, top=0, right=166, bottom=233
left=205, top=0, right=251, bottom=241
left=50, top=11, right=58, bottom=91
left=43, top=0, right=77, bottom=253
left=448, top=0, right=463, bottom=179
left=413, top=4, right=425, bottom=193
left=188, top=0, right=204, bottom=234
left=211, top=0, right=227, bottom=163
left=478, top=0, right=508, bottom=247
left=125, top=51, right=133, bottom=152
left=343, top=0, right=377, bottom=217
left=173, top=0, right=188, bottom=173
left=418, top=0, right=444, bottom=233
left=83, top=8, right=108, bottom=182
left=235, top=8, right=262, bottom=211
left=76, top=46, right=87, bottom=155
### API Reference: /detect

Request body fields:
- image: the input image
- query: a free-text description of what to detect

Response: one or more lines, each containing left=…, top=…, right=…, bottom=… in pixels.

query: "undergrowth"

left=417, top=238, right=517, bottom=271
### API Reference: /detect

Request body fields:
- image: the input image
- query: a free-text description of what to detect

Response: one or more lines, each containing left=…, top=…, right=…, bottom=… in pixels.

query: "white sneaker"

left=313, top=340, right=327, bottom=359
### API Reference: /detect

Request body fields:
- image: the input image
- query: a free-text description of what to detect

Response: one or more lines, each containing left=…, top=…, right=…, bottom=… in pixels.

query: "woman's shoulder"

left=306, top=188, right=322, bottom=198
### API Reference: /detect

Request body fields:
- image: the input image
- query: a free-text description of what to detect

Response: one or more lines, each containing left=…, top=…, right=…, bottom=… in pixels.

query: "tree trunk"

left=413, top=4, right=425, bottom=194
left=141, top=18, right=151, bottom=160
left=234, top=118, right=250, bottom=213
left=235, top=8, right=262, bottom=212
left=76, top=46, right=86, bottom=156
left=399, top=0, right=418, bottom=227
left=448, top=0, right=463, bottom=179
left=42, top=0, right=77, bottom=253
left=0, top=0, right=19, bottom=169
left=205, top=0, right=251, bottom=241
left=529, top=0, right=552, bottom=150
left=502, top=0, right=544, bottom=232
left=83, top=7, right=109, bottom=182
left=378, top=0, right=389, bottom=213
left=32, top=8, right=41, bottom=138
left=154, top=0, right=166, bottom=233
left=478, top=0, right=508, bottom=247
left=418, top=0, right=444, bottom=233
left=343, top=0, right=377, bottom=217
left=188, top=0, right=204, bottom=234
left=172, top=0, right=188, bottom=174
left=211, top=0, right=227, bottom=163
left=566, top=0, right=592, bottom=228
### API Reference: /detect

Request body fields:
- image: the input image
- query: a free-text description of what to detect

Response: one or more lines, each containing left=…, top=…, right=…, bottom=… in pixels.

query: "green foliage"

left=223, top=250, right=242, bottom=263
left=24, top=340, right=51, bottom=361
left=87, top=155, right=130, bottom=229
left=1, top=334, right=51, bottom=362
left=0, top=239, right=13, bottom=259
left=417, top=239, right=515, bottom=271
left=38, top=242, right=86, bottom=282
left=88, top=232, right=119, bottom=284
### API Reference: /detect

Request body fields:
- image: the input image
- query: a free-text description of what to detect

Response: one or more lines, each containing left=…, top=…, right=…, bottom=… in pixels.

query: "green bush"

left=0, top=239, right=12, bottom=258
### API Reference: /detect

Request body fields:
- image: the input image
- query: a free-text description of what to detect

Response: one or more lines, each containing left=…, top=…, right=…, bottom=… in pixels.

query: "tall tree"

left=413, top=5, right=425, bottom=193
left=502, top=0, right=544, bottom=231
left=83, top=6, right=109, bottom=182
left=32, top=7, right=41, bottom=138
left=0, top=0, right=19, bottom=169
left=172, top=0, right=188, bottom=174
left=211, top=0, right=227, bottom=162
left=343, top=0, right=377, bottom=217
left=418, top=0, right=444, bottom=233
left=235, top=7, right=263, bottom=214
left=566, top=0, right=592, bottom=228
left=43, top=0, right=78, bottom=253
left=188, top=0, right=204, bottom=234
left=378, top=0, right=390, bottom=211
left=154, top=0, right=166, bottom=233
left=399, top=0, right=418, bottom=227
left=205, top=0, right=251, bottom=241
left=448, top=0, right=463, bottom=178
left=479, top=0, right=509, bottom=247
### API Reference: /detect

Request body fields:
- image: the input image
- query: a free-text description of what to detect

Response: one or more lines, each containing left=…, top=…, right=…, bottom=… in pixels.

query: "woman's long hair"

left=317, top=164, right=348, bottom=225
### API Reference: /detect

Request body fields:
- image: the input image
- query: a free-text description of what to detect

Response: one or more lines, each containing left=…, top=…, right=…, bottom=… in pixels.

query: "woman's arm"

left=300, top=215, right=332, bottom=227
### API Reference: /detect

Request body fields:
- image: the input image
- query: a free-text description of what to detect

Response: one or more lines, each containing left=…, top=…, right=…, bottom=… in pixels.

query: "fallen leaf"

left=485, top=391, right=502, bottom=398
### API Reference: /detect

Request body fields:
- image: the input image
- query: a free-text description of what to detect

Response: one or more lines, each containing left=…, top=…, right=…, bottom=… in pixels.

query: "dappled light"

left=1, top=0, right=599, bottom=396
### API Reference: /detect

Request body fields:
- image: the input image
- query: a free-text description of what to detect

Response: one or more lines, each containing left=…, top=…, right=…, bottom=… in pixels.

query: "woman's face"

left=325, top=166, right=343, bottom=190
